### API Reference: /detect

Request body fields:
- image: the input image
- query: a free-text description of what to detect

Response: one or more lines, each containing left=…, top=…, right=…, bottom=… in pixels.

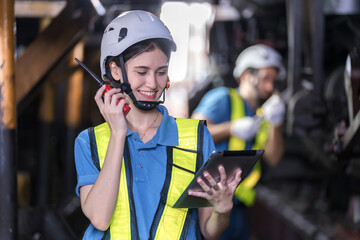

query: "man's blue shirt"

left=192, top=87, right=255, bottom=150
left=74, top=105, right=215, bottom=239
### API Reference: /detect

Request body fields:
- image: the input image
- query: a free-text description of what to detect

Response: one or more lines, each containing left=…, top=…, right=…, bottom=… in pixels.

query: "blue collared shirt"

left=74, top=105, right=215, bottom=239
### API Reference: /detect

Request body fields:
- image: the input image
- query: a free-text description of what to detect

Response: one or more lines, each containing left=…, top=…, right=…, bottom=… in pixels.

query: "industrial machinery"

left=1, top=0, right=360, bottom=239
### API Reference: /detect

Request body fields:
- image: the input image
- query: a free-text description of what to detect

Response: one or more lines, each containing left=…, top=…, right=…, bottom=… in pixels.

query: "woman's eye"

left=157, top=71, right=167, bottom=76
left=137, top=72, right=147, bottom=76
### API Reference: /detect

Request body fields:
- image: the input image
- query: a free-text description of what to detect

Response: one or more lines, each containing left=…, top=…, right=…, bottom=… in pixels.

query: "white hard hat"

left=233, top=44, right=286, bottom=80
left=100, top=10, right=177, bottom=80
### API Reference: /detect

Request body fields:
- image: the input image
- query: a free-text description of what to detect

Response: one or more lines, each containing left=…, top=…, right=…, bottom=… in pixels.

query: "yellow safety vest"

left=227, top=88, right=269, bottom=206
left=88, top=118, right=205, bottom=239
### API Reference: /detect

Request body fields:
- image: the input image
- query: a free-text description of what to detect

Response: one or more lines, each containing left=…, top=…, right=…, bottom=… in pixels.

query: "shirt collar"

left=156, top=105, right=178, bottom=146
left=125, top=105, right=178, bottom=147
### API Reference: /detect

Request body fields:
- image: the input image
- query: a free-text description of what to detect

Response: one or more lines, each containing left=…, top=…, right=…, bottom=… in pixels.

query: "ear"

left=242, top=69, right=257, bottom=85
left=166, top=78, right=170, bottom=90
left=109, top=61, right=122, bottom=81
left=238, top=69, right=250, bottom=84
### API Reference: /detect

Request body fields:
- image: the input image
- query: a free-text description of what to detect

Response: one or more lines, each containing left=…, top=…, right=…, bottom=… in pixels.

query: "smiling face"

left=125, top=47, right=169, bottom=102
left=109, top=46, right=169, bottom=103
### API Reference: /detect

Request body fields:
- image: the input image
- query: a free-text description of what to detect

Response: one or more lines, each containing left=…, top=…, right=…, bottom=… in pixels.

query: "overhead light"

left=90, top=0, right=106, bottom=16
left=214, top=4, right=240, bottom=21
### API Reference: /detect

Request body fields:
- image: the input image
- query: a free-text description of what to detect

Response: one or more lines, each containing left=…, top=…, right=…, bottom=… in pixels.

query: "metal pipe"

left=309, top=0, right=325, bottom=98
left=286, top=0, right=303, bottom=95
left=0, top=0, right=17, bottom=239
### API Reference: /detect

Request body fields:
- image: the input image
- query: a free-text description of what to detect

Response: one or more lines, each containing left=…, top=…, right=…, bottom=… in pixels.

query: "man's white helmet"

left=100, top=10, right=177, bottom=80
left=233, top=44, right=286, bottom=81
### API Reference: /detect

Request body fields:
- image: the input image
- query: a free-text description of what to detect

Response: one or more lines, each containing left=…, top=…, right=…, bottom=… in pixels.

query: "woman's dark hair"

left=105, top=38, right=172, bottom=81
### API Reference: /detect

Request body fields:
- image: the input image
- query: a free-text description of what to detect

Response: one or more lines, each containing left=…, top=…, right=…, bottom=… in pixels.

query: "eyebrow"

left=134, top=65, right=168, bottom=71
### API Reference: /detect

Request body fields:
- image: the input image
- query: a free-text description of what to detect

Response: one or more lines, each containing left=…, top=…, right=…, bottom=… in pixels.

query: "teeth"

left=139, top=91, right=155, bottom=96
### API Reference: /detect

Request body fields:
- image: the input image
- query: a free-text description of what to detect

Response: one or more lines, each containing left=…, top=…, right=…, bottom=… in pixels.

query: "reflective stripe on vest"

left=90, top=118, right=204, bottom=239
left=227, top=88, right=269, bottom=206
left=93, top=123, right=134, bottom=239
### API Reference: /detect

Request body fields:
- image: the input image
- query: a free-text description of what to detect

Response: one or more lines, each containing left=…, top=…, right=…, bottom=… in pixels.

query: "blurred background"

left=1, top=0, right=360, bottom=239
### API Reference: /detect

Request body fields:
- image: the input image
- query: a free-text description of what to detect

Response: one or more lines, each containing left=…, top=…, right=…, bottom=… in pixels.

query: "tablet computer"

left=173, top=149, right=264, bottom=209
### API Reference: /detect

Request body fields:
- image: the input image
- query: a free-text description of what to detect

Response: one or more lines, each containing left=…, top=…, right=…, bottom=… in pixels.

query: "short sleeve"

left=74, top=129, right=100, bottom=196
left=192, top=87, right=231, bottom=124
left=201, top=125, right=216, bottom=165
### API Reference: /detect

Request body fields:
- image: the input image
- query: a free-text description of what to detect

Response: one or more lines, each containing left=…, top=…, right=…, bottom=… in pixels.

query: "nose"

left=146, top=73, right=157, bottom=89
left=266, top=81, right=275, bottom=93
left=260, top=80, right=275, bottom=99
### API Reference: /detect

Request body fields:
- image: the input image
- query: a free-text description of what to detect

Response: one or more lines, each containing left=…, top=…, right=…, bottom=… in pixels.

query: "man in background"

left=191, top=44, right=286, bottom=240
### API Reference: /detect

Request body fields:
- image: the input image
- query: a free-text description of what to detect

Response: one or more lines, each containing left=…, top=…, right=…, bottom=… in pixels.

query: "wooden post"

left=62, top=41, right=84, bottom=199
left=66, top=42, right=84, bottom=130
left=0, top=0, right=17, bottom=239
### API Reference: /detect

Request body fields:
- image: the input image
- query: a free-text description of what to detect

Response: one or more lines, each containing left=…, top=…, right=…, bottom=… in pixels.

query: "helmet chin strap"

left=116, top=54, right=165, bottom=111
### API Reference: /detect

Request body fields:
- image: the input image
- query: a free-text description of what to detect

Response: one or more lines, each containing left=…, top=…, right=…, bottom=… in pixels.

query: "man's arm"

left=261, top=94, right=286, bottom=166
left=263, top=125, right=284, bottom=166
left=191, top=113, right=231, bottom=144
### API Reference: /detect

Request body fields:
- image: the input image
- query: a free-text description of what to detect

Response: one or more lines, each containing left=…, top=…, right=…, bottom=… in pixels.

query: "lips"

left=138, top=90, right=157, bottom=99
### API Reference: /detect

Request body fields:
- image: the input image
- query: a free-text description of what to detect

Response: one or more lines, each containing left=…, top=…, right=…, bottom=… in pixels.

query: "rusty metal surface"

left=65, top=42, right=84, bottom=128
left=0, top=0, right=17, bottom=239
left=0, top=0, right=16, bottom=129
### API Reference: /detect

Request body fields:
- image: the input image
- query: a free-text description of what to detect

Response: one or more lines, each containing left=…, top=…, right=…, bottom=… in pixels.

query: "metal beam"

left=15, top=6, right=91, bottom=111
left=286, top=0, right=303, bottom=95
left=15, top=1, right=67, bottom=18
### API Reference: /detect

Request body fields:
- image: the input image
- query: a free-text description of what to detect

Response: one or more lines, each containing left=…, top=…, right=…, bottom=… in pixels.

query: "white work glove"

left=261, top=95, right=286, bottom=126
left=230, top=117, right=260, bottom=141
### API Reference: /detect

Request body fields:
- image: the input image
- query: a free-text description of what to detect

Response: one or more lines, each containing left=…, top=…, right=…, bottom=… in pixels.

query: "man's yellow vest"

left=88, top=118, right=205, bottom=240
left=227, top=88, right=269, bottom=207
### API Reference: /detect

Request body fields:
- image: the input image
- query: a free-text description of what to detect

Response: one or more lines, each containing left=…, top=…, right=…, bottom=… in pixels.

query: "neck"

left=126, top=108, right=162, bottom=142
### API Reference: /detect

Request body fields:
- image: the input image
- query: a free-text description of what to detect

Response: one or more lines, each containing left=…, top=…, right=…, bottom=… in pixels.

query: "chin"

left=262, top=93, right=272, bottom=100
left=259, top=96, right=269, bottom=106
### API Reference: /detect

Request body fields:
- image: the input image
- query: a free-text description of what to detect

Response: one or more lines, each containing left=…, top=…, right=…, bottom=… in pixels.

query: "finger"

left=203, top=171, right=218, bottom=189
left=229, top=169, right=242, bottom=190
left=218, top=165, right=227, bottom=186
left=94, top=85, right=107, bottom=110
left=95, top=85, right=106, bottom=102
left=106, top=87, right=121, bottom=95
left=188, top=190, right=211, bottom=200
left=95, top=85, right=106, bottom=97
left=235, top=169, right=242, bottom=182
left=116, top=99, right=129, bottom=116
left=104, top=88, right=121, bottom=105
left=110, top=92, right=125, bottom=106
left=103, top=89, right=111, bottom=104
left=197, top=177, right=212, bottom=194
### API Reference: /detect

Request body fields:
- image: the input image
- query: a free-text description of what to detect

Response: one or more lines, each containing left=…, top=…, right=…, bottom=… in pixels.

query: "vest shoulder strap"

left=88, top=126, right=100, bottom=171
left=228, top=88, right=246, bottom=150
